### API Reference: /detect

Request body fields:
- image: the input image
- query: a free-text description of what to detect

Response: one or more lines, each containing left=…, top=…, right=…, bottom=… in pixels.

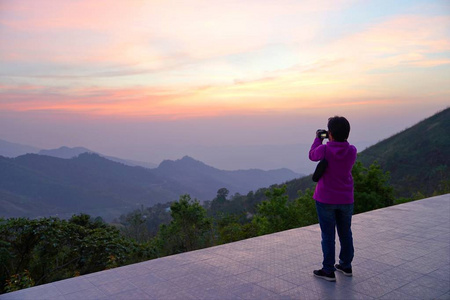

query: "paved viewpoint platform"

left=1, top=194, right=449, bottom=300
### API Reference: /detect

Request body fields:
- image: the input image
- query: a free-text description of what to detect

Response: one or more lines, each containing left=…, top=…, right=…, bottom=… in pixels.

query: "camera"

left=317, top=129, right=329, bottom=139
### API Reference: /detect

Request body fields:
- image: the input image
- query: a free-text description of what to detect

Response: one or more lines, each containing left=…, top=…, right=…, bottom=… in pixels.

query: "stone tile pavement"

left=1, top=194, right=449, bottom=299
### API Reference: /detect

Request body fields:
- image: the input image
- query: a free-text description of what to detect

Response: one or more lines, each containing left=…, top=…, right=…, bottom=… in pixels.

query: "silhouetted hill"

left=39, top=146, right=93, bottom=158
left=0, top=153, right=301, bottom=220
left=38, top=146, right=158, bottom=169
left=0, top=153, right=181, bottom=220
left=357, top=107, right=450, bottom=197
left=157, top=156, right=301, bottom=196
left=0, top=139, right=40, bottom=157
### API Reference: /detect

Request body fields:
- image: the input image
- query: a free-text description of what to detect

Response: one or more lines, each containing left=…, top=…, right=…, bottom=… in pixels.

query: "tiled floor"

left=1, top=194, right=449, bottom=300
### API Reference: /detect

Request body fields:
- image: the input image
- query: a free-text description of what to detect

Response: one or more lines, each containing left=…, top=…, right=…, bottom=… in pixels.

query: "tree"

left=216, top=188, right=229, bottom=201
left=156, top=195, right=213, bottom=255
left=207, top=188, right=229, bottom=218
left=0, top=214, right=155, bottom=294
left=251, top=186, right=318, bottom=236
left=252, top=186, right=300, bottom=235
left=207, top=188, right=247, bottom=220
left=352, top=161, right=395, bottom=213
left=216, top=214, right=257, bottom=244
left=294, top=188, right=317, bottom=227
left=118, top=202, right=172, bottom=239
left=120, top=211, right=150, bottom=242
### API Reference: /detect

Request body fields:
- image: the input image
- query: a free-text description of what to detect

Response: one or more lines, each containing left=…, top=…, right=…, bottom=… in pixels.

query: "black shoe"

left=313, top=269, right=336, bottom=282
left=335, top=264, right=352, bottom=276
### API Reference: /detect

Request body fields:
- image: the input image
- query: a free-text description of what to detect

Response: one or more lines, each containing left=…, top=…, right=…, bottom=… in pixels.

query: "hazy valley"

left=0, top=108, right=448, bottom=221
left=0, top=148, right=301, bottom=220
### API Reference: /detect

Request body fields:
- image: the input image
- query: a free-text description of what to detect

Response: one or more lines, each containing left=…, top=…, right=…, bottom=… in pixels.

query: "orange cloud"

left=1, top=2, right=448, bottom=122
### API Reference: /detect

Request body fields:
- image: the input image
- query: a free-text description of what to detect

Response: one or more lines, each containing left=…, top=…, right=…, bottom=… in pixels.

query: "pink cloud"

left=0, top=1, right=448, bottom=123
left=331, top=15, right=450, bottom=69
left=0, top=0, right=353, bottom=66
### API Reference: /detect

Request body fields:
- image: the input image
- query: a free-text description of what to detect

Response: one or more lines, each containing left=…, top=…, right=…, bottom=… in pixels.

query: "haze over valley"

left=0, top=0, right=448, bottom=220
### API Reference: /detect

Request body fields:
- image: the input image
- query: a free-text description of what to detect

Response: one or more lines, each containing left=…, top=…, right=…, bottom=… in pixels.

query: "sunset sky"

left=0, top=0, right=449, bottom=171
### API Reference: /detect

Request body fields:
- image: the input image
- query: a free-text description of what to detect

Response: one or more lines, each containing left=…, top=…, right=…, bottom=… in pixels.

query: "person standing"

left=309, top=116, right=357, bottom=282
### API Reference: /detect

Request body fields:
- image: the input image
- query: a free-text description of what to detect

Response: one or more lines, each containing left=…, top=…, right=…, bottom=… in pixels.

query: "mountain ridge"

left=2, top=108, right=446, bottom=220
left=281, top=107, right=450, bottom=199
left=39, top=146, right=158, bottom=169
left=0, top=152, right=301, bottom=220
left=0, top=141, right=159, bottom=169
left=357, top=107, right=449, bottom=196
left=0, top=139, right=40, bottom=157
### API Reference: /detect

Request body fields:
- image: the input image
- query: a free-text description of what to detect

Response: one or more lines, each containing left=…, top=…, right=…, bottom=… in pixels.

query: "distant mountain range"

left=38, top=146, right=95, bottom=159
left=0, top=139, right=40, bottom=157
left=1, top=108, right=447, bottom=220
left=39, top=146, right=158, bottom=169
left=0, top=151, right=301, bottom=220
left=0, top=141, right=158, bottom=169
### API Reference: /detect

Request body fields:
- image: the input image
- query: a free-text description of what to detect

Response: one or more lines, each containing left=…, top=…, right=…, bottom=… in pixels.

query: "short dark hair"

left=327, top=116, right=350, bottom=142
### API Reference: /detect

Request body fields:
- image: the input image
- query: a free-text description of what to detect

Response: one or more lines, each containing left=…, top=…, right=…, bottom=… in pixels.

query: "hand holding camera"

left=316, top=129, right=329, bottom=140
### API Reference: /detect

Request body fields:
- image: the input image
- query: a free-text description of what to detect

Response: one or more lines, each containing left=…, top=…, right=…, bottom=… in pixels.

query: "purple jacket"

left=309, top=137, right=357, bottom=204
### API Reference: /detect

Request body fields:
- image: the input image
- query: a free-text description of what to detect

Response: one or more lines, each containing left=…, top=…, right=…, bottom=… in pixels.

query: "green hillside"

left=357, top=108, right=449, bottom=197
left=274, top=108, right=450, bottom=200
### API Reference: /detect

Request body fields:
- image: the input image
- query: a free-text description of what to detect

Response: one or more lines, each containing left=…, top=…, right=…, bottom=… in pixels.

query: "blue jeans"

left=315, top=201, right=354, bottom=273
